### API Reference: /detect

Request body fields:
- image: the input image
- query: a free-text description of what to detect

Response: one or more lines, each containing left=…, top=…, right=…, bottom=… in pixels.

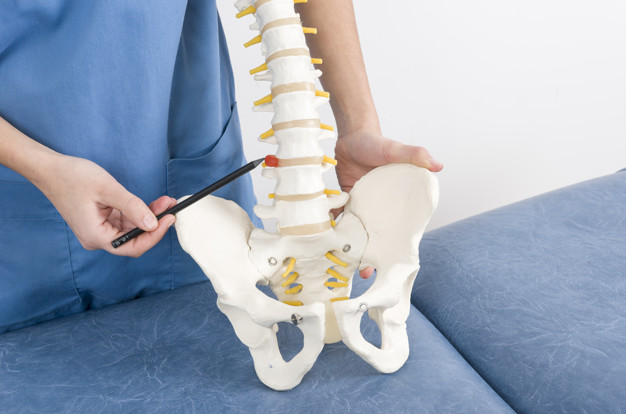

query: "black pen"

left=111, top=157, right=265, bottom=249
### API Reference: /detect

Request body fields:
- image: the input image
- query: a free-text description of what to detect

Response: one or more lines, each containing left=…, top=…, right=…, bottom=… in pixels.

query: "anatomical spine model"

left=175, top=0, right=439, bottom=390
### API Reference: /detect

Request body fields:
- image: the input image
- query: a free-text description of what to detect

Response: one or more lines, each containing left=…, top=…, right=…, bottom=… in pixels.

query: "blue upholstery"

left=0, top=280, right=510, bottom=413
left=2, top=171, right=624, bottom=412
left=413, top=170, right=626, bottom=413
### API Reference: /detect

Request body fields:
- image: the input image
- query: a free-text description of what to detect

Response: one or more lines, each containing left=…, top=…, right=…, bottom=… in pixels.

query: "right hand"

left=37, top=154, right=175, bottom=257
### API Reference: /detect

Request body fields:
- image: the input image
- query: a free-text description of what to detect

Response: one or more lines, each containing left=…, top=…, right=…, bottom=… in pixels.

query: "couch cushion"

left=0, top=279, right=511, bottom=413
left=413, top=171, right=626, bottom=413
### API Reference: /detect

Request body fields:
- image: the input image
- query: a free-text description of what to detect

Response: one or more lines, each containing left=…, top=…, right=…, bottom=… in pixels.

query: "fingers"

left=100, top=183, right=159, bottom=232
left=148, top=196, right=177, bottom=216
left=106, top=196, right=177, bottom=257
left=382, top=140, right=443, bottom=172
left=98, top=195, right=177, bottom=257
left=106, top=214, right=176, bottom=258
left=359, top=267, right=375, bottom=279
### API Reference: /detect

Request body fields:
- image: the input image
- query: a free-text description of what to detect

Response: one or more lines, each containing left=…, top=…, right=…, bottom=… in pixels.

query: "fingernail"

left=143, top=213, right=158, bottom=230
left=428, top=158, right=443, bottom=171
left=167, top=216, right=176, bottom=228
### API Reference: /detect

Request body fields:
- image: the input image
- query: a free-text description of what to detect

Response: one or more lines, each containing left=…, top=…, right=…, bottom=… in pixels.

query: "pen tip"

left=253, top=158, right=265, bottom=167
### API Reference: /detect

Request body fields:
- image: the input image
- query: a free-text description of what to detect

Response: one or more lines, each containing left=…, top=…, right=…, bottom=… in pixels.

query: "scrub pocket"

left=0, top=173, right=80, bottom=333
left=166, top=103, right=247, bottom=200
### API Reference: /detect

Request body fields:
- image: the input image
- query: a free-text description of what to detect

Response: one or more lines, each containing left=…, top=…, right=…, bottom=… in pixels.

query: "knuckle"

left=411, top=146, right=429, bottom=163
left=414, top=145, right=427, bottom=156
left=125, top=195, right=142, bottom=210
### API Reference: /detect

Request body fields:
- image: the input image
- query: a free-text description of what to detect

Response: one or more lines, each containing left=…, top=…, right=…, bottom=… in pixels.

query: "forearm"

left=297, top=0, right=381, bottom=136
left=0, top=116, right=59, bottom=188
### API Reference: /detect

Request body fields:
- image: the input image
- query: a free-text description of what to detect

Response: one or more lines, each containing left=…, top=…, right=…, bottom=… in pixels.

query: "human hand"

left=37, top=154, right=176, bottom=257
left=334, top=129, right=443, bottom=193
left=334, top=129, right=443, bottom=278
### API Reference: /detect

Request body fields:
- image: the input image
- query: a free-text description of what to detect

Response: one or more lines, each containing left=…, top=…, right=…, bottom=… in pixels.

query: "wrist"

left=29, top=150, right=65, bottom=193
left=336, top=113, right=382, bottom=138
left=331, top=95, right=382, bottom=137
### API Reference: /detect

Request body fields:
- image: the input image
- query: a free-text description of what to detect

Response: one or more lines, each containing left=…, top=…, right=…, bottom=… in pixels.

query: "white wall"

left=218, top=1, right=626, bottom=230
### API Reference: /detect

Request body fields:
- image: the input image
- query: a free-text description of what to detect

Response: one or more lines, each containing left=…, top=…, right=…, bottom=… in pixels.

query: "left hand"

left=334, top=129, right=443, bottom=193
left=333, top=129, right=443, bottom=278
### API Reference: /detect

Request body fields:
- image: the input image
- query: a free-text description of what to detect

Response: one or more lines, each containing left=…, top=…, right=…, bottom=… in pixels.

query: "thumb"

left=383, top=141, right=443, bottom=172
left=101, top=183, right=158, bottom=232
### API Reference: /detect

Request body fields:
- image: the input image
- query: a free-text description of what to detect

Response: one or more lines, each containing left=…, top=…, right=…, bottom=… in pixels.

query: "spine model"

left=236, top=0, right=357, bottom=344
left=173, top=0, right=438, bottom=391
left=236, top=0, right=348, bottom=234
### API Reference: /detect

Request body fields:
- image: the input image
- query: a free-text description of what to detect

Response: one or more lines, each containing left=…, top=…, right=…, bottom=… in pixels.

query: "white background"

left=218, top=1, right=626, bottom=230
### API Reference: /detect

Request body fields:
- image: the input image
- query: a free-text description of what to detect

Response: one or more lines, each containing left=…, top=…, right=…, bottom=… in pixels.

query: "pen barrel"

left=111, top=160, right=259, bottom=249
left=111, top=227, right=145, bottom=248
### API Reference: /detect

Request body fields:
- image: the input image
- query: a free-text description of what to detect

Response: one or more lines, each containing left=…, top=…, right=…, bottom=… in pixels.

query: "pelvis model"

left=175, top=0, right=439, bottom=390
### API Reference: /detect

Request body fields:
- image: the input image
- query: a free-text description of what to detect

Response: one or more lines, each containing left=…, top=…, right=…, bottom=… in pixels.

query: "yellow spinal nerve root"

left=324, top=281, right=349, bottom=288
left=254, top=93, right=273, bottom=106
left=281, top=258, right=296, bottom=278
left=249, top=62, right=268, bottom=75
left=283, top=300, right=304, bottom=306
left=281, top=273, right=299, bottom=287
left=285, top=284, right=303, bottom=294
left=325, top=252, right=348, bottom=267
left=236, top=5, right=255, bottom=18
left=244, top=34, right=262, bottom=48
left=323, top=155, right=337, bottom=165
left=327, top=268, right=349, bottom=282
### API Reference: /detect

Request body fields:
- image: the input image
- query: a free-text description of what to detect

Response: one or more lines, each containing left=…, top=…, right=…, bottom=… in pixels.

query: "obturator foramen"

left=175, top=0, right=439, bottom=390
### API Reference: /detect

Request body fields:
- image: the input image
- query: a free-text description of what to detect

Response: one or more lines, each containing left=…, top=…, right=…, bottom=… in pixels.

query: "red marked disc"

left=265, top=155, right=279, bottom=167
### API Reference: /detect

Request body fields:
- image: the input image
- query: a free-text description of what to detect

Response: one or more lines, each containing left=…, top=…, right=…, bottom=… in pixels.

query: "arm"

left=297, top=0, right=379, bottom=135
left=0, top=116, right=174, bottom=257
left=298, top=1, right=443, bottom=192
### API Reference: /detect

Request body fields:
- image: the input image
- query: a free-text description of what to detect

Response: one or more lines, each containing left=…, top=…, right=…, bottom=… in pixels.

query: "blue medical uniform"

left=0, top=1, right=259, bottom=333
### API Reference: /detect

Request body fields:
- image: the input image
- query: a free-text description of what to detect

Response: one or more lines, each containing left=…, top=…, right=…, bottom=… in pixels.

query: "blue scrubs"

left=0, top=1, right=259, bottom=333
